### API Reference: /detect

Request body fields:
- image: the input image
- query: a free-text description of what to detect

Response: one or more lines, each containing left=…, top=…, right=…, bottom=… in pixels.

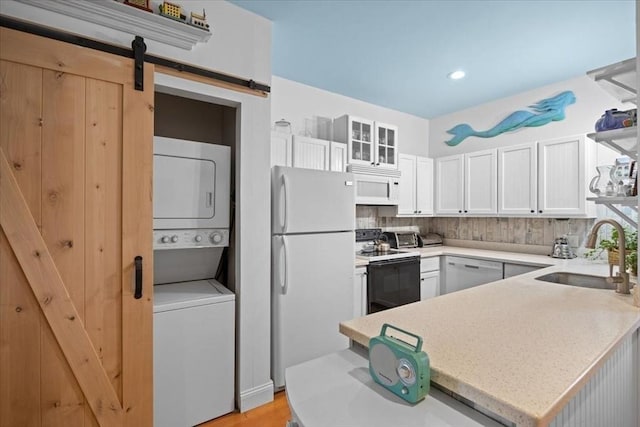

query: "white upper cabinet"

left=435, top=150, right=496, bottom=215
left=374, top=122, right=398, bottom=169
left=270, top=133, right=346, bottom=172
left=498, top=143, right=537, bottom=215
left=435, top=154, right=464, bottom=214
left=397, top=154, right=417, bottom=215
left=538, top=134, right=592, bottom=217
left=330, top=141, right=348, bottom=172
left=465, top=149, right=498, bottom=215
left=415, top=156, right=434, bottom=215
left=292, top=135, right=330, bottom=170
left=496, top=135, right=595, bottom=218
left=397, top=154, right=433, bottom=215
left=379, top=154, right=433, bottom=217
left=271, top=132, right=293, bottom=167
left=333, top=115, right=398, bottom=169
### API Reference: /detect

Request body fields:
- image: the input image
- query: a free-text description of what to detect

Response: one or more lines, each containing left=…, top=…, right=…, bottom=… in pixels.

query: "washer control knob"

left=170, top=235, right=179, bottom=243
left=161, top=235, right=170, bottom=243
left=210, top=232, right=223, bottom=244
left=194, top=235, right=202, bottom=243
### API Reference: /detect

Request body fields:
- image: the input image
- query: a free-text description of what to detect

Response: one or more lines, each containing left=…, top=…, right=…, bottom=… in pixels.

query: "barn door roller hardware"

left=132, top=36, right=146, bottom=91
left=0, top=15, right=270, bottom=94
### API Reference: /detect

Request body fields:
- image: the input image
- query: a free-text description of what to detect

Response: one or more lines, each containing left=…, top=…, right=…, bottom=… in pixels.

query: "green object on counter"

left=369, top=323, right=430, bottom=404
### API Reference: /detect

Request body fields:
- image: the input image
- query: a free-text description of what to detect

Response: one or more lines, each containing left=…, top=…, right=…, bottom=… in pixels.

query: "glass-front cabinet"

left=374, top=122, right=398, bottom=169
left=333, top=115, right=398, bottom=169
left=349, top=117, right=374, bottom=164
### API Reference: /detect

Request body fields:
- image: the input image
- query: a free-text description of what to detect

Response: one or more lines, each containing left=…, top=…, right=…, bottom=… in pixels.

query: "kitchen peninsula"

left=288, top=259, right=640, bottom=427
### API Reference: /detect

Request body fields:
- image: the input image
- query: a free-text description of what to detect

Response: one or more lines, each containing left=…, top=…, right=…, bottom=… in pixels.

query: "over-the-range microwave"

left=347, top=165, right=400, bottom=205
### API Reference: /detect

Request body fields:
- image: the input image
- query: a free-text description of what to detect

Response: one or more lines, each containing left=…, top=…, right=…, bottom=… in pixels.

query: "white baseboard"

left=239, top=381, right=274, bottom=412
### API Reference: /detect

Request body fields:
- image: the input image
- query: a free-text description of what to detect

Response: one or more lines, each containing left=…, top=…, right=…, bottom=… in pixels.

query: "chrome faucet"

left=585, top=219, right=630, bottom=294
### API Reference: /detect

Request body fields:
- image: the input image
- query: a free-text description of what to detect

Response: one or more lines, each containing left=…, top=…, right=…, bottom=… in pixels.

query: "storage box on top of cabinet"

left=333, top=115, right=398, bottom=169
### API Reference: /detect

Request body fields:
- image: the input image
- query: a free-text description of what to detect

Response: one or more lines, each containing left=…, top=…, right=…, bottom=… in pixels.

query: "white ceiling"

left=230, top=0, right=636, bottom=119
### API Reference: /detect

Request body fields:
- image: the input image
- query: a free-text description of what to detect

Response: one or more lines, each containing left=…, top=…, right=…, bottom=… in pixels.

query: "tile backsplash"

left=356, top=206, right=595, bottom=248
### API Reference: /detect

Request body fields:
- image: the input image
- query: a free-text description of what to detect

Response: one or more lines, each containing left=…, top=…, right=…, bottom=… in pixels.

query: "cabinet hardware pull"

left=134, top=256, right=143, bottom=299
left=539, top=210, right=543, bottom=213
left=464, top=264, right=480, bottom=269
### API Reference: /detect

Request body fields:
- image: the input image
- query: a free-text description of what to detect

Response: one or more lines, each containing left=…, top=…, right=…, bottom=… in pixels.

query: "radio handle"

left=380, top=323, right=423, bottom=352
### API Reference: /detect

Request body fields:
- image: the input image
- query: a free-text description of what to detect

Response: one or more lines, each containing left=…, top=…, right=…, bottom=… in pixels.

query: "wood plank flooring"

left=199, top=391, right=291, bottom=427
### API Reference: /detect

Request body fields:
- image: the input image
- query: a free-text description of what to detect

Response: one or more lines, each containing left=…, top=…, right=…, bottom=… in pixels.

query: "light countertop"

left=355, top=245, right=568, bottom=268
left=341, top=256, right=640, bottom=426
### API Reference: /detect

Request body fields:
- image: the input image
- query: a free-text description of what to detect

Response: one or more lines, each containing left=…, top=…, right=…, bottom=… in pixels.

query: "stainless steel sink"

left=534, top=272, right=614, bottom=289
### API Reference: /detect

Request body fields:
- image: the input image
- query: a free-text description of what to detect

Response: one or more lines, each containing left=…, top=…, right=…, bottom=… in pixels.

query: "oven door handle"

left=280, top=235, right=289, bottom=294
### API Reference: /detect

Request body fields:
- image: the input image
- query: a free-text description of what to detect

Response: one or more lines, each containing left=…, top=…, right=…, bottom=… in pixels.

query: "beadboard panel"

left=549, top=330, right=638, bottom=427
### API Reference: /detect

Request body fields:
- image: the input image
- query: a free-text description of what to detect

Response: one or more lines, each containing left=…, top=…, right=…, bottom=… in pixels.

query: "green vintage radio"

left=368, top=323, right=430, bottom=404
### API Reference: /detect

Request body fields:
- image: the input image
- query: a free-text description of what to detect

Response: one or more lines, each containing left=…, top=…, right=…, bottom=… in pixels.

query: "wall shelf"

left=587, top=197, right=638, bottom=228
left=587, top=57, right=637, bottom=105
left=587, top=127, right=637, bottom=161
left=17, top=0, right=212, bottom=50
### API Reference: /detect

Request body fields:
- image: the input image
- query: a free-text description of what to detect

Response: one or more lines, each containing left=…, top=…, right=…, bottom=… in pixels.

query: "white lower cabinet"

left=353, top=266, right=367, bottom=318
left=420, top=257, right=440, bottom=300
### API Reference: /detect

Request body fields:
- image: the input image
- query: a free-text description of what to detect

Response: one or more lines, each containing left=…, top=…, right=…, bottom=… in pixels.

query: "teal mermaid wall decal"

left=445, top=91, right=576, bottom=146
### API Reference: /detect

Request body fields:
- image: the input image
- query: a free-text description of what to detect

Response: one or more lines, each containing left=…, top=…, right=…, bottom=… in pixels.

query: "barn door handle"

left=134, top=256, right=143, bottom=299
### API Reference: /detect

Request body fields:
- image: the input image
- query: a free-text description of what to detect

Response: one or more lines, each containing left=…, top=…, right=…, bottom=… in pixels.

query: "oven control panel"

left=153, top=229, right=229, bottom=250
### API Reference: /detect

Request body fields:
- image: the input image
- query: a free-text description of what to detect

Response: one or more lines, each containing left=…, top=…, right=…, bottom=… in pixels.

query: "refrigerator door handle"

left=281, top=235, right=289, bottom=294
left=282, top=173, right=290, bottom=233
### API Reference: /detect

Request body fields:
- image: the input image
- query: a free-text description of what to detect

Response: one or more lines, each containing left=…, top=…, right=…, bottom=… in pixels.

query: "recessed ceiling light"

left=448, top=70, right=466, bottom=80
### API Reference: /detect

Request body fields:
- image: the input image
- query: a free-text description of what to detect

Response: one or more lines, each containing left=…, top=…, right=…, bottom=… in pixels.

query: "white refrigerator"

left=271, top=166, right=355, bottom=389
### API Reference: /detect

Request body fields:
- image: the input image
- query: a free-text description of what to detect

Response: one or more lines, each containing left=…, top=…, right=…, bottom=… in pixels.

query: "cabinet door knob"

left=458, top=210, right=462, bottom=213
left=418, top=210, right=422, bottom=213
left=464, top=210, right=468, bottom=213
left=530, top=210, right=535, bottom=213
left=421, top=278, right=425, bottom=281
left=539, top=210, right=543, bottom=213
left=376, top=162, right=380, bottom=166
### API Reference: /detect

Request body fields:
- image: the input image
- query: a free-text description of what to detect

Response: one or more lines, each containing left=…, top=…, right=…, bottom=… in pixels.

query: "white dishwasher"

left=443, top=256, right=503, bottom=294
left=153, top=279, right=235, bottom=427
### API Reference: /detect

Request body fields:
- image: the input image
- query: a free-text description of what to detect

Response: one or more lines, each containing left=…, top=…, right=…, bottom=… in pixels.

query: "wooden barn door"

left=0, top=28, right=153, bottom=427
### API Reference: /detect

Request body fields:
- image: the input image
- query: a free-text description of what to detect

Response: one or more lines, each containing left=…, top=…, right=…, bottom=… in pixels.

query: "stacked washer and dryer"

left=152, top=136, right=235, bottom=427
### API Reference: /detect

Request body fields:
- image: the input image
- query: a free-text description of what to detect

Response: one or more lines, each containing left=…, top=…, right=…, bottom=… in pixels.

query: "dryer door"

left=153, top=136, right=230, bottom=230
left=154, top=153, right=216, bottom=221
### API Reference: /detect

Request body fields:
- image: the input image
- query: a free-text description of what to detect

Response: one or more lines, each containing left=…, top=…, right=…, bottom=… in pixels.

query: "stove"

left=355, top=229, right=421, bottom=262
left=357, top=248, right=420, bottom=262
